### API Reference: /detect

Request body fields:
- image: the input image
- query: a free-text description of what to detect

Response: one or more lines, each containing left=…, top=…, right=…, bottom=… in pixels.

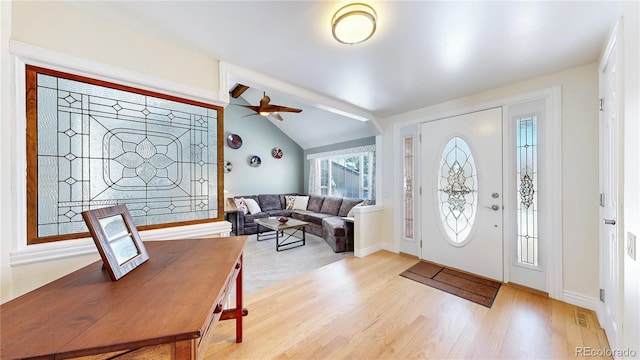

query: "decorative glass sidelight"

left=517, top=116, right=538, bottom=266
left=403, top=136, right=414, bottom=239
left=438, top=137, right=477, bottom=244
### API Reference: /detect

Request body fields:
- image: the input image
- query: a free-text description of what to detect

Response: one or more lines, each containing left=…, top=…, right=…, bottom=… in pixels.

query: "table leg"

left=236, top=254, right=243, bottom=343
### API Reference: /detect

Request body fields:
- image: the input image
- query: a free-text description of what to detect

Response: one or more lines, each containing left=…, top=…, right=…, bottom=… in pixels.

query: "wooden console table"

left=0, top=236, right=248, bottom=359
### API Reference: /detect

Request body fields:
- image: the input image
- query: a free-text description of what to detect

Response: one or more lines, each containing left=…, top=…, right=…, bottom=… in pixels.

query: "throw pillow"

left=234, top=198, right=248, bottom=214
left=243, top=198, right=262, bottom=214
left=285, top=195, right=296, bottom=210
left=347, top=201, right=364, bottom=217
left=292, top=195, right=310, bottom=210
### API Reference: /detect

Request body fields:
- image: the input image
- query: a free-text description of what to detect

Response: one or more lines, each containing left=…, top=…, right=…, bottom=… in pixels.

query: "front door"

left=420, top=108, right=503, bottom=281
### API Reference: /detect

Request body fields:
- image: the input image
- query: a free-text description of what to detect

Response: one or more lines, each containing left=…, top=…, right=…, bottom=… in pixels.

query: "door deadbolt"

left=492, top=193, right=500, bottom=199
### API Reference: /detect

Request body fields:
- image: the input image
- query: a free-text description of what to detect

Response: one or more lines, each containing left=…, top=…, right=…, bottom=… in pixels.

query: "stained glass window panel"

left=403, top=136, right=414, bottom=240
left=438, top=137, right=477, bottom=244
left=28, top=66, right=222, bottom=243
left=516, top=116, right=538, bottom=266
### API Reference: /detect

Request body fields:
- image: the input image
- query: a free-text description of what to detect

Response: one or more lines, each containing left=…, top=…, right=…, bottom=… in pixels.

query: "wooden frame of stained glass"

left=26, top=65, right=224, bottom=244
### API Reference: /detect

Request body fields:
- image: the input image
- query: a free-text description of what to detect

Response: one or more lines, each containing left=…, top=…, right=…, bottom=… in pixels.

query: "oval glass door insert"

left=438, top=136, right=477, bottom=245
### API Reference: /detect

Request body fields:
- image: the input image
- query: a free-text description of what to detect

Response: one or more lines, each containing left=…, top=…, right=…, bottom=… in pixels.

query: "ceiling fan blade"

left=262, top=104, right=302, bottom=113
left=240, top=105, right=261, bottom=113
left=271, top=112, right=284, bottom=121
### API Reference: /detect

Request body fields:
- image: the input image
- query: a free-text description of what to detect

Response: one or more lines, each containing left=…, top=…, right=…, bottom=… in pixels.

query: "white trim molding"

left=10, top=41, right=226, bottom=107
left=563, top=290, right=600, bottom=312
left=10, top=221, right=231, bottom=266
left=306, top=145, right=375, bottom=160
left=219, top=61, right=382, bottom=133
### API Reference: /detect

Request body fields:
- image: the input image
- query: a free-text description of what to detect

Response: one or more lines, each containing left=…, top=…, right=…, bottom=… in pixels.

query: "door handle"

left=603, top=219, right=616, bottom=225
left=484, top=204, right=500, bottom=211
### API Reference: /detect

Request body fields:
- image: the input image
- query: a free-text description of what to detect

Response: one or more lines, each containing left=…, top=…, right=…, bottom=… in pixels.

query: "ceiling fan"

left=230, top=83, right=302, bottom=121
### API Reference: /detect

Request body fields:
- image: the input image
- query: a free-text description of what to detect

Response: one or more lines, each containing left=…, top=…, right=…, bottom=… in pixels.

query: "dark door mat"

left=400, top=260, right=501, bottom=308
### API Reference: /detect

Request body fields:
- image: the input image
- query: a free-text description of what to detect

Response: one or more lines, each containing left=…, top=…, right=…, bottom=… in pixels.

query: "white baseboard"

left=355, top=242, right=396, bottom=258
left=355, top=244, right=381, bottom=258
left=563, top=290, right=600, bottom=311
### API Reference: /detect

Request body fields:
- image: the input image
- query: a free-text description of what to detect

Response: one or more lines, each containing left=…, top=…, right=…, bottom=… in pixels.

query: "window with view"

left=308, top=145, right=375, bottom=201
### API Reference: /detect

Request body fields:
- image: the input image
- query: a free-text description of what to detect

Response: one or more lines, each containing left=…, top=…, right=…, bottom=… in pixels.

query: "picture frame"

left=82, top=204, right=149, bottom=281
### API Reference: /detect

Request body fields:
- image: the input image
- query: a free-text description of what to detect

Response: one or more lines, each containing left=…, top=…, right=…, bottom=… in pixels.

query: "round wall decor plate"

left=227, top=134, right=243, bottom=149
left=224, top=160, right=233, bottom=173
left=249, top=155, right=262, bottom=167
left=272, top=147, right=283, bottom=159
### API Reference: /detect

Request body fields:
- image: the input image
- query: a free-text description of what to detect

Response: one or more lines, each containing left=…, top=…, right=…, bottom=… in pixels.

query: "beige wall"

left=11, top=0, right=218, bottom=92
left=1, top=1, right=222, bottom=302
left=379, top=62, right=601, bottom=299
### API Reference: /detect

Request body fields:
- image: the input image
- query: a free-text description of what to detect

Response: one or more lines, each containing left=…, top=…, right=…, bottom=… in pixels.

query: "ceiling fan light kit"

left=331, top=3, right=377, bottom=45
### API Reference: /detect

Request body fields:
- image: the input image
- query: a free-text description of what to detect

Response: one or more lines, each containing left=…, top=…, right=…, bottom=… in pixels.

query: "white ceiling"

left=65, top=1, right=634, bottom=149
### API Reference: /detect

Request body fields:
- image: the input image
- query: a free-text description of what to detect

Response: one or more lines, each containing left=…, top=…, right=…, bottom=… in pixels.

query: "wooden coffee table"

left=254, top=217, right=309, bottom=251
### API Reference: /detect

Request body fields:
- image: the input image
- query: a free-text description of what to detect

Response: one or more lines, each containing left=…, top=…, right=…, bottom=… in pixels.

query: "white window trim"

left=306, top=145, right=375, bottom=160
left=307, top=145, right=375, bottom=199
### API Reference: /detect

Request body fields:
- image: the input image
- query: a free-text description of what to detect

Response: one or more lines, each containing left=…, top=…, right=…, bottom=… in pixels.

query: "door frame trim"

left=392, top=86, right=563, bottom=299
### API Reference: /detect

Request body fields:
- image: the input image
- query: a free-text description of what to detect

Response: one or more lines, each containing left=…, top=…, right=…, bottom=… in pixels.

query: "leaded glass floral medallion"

left=26, top=66, right=222, bottom=244
left=438, top=137, right=477, bottom=244
left=519, top=173, right=535, bottom=209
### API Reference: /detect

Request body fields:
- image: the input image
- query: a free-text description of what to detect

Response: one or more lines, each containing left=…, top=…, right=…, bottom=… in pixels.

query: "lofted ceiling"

left=64, top=1, right=635, bottom=149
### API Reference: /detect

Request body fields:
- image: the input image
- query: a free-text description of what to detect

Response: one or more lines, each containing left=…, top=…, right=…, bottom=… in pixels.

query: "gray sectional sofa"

left=227, top=194, right=362, bottom=253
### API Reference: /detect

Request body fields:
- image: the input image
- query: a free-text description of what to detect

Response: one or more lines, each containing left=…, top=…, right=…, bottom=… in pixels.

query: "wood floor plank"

left=205, top=251, right=611, bottom=359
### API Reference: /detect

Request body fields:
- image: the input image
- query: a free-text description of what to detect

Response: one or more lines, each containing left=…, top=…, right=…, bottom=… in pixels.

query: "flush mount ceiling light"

left=331, top=3, right=377, bottom=45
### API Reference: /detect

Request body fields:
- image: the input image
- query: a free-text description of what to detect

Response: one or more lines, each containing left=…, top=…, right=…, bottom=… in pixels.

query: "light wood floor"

left=205, top=251, right=611, bottom=359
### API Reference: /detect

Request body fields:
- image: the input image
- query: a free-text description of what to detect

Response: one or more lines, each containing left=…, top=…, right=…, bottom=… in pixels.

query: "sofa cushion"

left=291, top=210, right=332, bottom=225
left=284, top=195, right=296, bottom=209
left=322, top=217, right=346, bottom=237
left=244, top=212, right=269, bottom=224
left=258, top=194, right=282, bottom=212
left=234, top=198, right=248, bottom=214
left=266, top=209, right=293, bottom=218
left=320, top=196, right=343, bottom=216
left=338, top=198, right=364, bottom=217
left=238, top=195, right=258, bottom=202
left=243, top=198, right=262, bottom=214
left=293, top=195, right=310, bottom=210
left=307, top=195, right=325, bottom=212
left=347, top=202, right=364, bottom=217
